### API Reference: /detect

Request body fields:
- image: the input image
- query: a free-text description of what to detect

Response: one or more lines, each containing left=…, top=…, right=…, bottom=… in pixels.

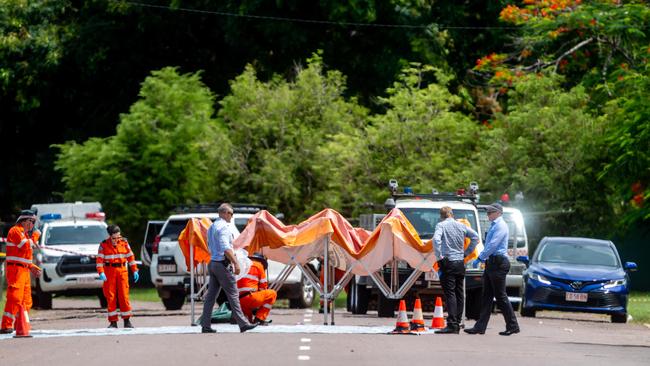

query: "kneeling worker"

left=96, top=225, right=139, bottom=328
left=237, top=253, right=277, bottom=325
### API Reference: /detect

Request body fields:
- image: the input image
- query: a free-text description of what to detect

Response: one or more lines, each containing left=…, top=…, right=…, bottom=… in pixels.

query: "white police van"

left=150, top=204, right=315, bottom=310
left=30, top=202, right=108, bottom=309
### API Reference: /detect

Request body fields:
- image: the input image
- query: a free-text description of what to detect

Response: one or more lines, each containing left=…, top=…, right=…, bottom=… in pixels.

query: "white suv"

left=31, top=218, right=108, bottom=309
left=150, top=205, right=315, bottom=310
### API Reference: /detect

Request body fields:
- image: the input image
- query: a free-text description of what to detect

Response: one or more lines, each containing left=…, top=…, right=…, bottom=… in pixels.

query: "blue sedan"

left=518, top=237, right=637, bottom=323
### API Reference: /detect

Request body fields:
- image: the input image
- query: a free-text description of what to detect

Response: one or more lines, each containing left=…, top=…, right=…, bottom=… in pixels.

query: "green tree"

left=472, top=74, right=612, bottom=235
left=0, top=0, right=70, bottom=110
left=364, top=63, right=481, bottom=202
left=600, top=63, right=650, bottom=224
left=217, top=53, right=368, bottom=220
left=54, top=67, right=232, bottom=238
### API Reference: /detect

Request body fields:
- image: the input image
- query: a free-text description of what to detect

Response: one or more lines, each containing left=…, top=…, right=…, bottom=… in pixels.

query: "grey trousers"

left=200, top=261, right=251, bottom=329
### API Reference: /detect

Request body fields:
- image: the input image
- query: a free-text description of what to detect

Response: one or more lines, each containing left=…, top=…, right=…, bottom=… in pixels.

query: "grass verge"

left=629, top=292, right=650, bottom=324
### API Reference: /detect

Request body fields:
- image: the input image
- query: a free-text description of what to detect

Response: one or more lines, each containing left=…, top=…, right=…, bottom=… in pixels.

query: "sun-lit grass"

left=629, top=292, right=650, bottom=323
left=128, top=287, right=161, bottom=302
left=312, top=292, right=347, bottom=309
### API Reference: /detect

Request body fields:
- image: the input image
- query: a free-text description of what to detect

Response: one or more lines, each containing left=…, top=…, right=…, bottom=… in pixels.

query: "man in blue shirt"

left=465, top=203, right=520, bottom=336
left=433, top=206, right=480, bottom=334
left=200, top=203, right=257, bottom=334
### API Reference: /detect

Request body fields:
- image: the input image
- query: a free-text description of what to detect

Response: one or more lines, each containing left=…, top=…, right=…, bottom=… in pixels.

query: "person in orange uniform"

left=237, top=253, right=276, bottom=325
left=96, top=225, right=139, bottom=328
left=1, top=210, right=42, bottom=334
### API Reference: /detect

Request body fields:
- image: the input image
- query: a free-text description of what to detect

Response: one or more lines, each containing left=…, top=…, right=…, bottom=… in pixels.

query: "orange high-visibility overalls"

left=237, top=260, right=277, bottom=321
left=2, top=225, right=40, bottom=330
left=96, top=238, right=138, bottom=322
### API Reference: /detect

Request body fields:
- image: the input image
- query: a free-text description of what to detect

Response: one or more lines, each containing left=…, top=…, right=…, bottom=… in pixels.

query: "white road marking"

left=303, top=318, right=312, bottom=322
left=300, top=346, right=311, bottom=351
left=301, top=338, right=311, bottom=342
left=298, top=355, right=310, bottom=361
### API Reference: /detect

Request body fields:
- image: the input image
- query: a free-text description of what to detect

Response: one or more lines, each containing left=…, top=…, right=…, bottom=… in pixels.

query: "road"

left=1, top=298, right=649, bottom=366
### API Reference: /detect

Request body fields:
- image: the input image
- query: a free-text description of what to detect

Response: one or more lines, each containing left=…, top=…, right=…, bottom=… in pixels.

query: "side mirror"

left=384, top=198, right=396, bottom=211
left=274, top=213, right=285, bottom=221
left=624, top=262, right=638, bottom=272
left=516, top=255, right=530, bottom=266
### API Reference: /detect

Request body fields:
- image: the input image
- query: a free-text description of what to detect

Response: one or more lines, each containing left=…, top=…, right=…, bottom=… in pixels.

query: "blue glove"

left=133, top=271, right=139, bottom=283
left=472, top=258, right=484, bottom=269
left=99, top=273, right=107, bottom=281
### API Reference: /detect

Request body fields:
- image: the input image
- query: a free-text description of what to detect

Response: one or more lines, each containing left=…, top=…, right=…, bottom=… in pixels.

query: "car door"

left=141, top=220, right=165, bottom=267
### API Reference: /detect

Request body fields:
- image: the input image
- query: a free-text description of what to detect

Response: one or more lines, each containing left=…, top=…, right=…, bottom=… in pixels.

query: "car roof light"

left=85, top=212, right=106, bottom=221
left=40, top=213, right=62, bottom=221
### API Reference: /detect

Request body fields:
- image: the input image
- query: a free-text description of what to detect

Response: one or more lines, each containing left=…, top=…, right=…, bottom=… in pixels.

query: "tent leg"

left=190, top=244, right=196, bottom=326
left=330, top=260, right=335, bottom=325
left=323, top=235, right=329, bottom=325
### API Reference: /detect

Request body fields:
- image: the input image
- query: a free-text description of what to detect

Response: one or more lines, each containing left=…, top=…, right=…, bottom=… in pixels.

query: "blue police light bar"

left=40, top=213, right=62, bottom=221
left=403, top=186, right=414, bottom=194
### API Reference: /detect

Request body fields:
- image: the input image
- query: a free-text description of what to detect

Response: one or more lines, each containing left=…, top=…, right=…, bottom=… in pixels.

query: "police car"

left=349, top=181, right=485, bottom=318
left=30, top=202, right=108, bottom=309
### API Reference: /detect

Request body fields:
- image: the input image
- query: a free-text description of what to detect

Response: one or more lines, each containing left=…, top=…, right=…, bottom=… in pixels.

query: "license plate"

left=425, top=271, right=439, bottom=281
left=565, top=292, right=588, bottom=302
left=158, top=264, right=177, bottom=273
left=77, top=277, right=96, bottom=284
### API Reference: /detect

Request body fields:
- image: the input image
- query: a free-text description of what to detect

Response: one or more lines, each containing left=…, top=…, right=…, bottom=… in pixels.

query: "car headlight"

left=529, top=272, right=551, bottom=285
left=603, top=278, right=626, bottom=289
left=37, top=252, right=58, bottom=264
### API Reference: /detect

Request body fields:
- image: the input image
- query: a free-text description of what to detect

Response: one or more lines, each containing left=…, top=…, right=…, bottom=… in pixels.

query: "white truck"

left=150, top=204, right=315, bottom=310
left=348, top=182, right=485, bottom=318
left=30, top=202, right=108, bottom=309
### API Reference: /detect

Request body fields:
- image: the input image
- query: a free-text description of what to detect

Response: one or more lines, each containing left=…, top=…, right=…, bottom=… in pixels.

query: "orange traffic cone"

left=13, top=305, right=32, bottom=338
left=409, top=298, right=426, bottom=333
left=430, top=296, right=445, bottom=329
left=390, top=300, right=411, bottom=334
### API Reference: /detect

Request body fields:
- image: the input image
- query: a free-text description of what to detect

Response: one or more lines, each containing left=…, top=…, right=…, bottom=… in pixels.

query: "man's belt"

left=487, top=255, right=508, bottom=263
left=105, top=262, right=126, bottom=267
left=239, top=291, right=252, bottom=299
left=7, top=262, right=29, bottom=268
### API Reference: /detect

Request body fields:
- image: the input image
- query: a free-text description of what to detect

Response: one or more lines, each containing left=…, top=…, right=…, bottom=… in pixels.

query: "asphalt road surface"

left=1, top=298, right=649, bottom=366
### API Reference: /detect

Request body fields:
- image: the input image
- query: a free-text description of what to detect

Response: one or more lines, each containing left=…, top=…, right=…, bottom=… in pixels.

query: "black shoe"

left=463, top=327, right=485, bottom=335
left=201, top=327, right=217, bottom=333
left=435, top=326, right=460, bottom=334
left=108, top=322, right=118, bottom=329
left=0, top=328, right=14, bottom=334
left=254, top=318, right=272, bottom=326
left=240, top=323, right=258, bottom=333
left=123, top=319, right=134, bottom=329
left=499, top=328, right=520, bottom=336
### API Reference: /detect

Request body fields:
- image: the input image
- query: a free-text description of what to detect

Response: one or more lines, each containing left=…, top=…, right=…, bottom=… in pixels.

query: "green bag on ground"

left=210, top=302, right=232, bottom=323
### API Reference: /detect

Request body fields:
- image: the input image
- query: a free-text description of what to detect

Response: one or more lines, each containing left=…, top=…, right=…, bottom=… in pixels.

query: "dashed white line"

left=298, top=355, right=310, bottom=361
left=301, top=338, right=311, bottom=342
left=299, top=346, right=311, bottom=351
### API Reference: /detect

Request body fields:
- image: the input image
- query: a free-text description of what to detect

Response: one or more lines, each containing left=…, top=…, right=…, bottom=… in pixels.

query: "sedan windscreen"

left=537, top=242, right=620, bottom=267
left=45, top=226, right=108, bottom=245
left=399, top=208, right=478, bottom=240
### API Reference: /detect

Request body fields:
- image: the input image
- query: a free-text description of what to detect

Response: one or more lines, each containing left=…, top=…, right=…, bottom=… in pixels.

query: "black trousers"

left=474, top=255, right=519, bottom=331
left=439, top=259, right=466, bottom=328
